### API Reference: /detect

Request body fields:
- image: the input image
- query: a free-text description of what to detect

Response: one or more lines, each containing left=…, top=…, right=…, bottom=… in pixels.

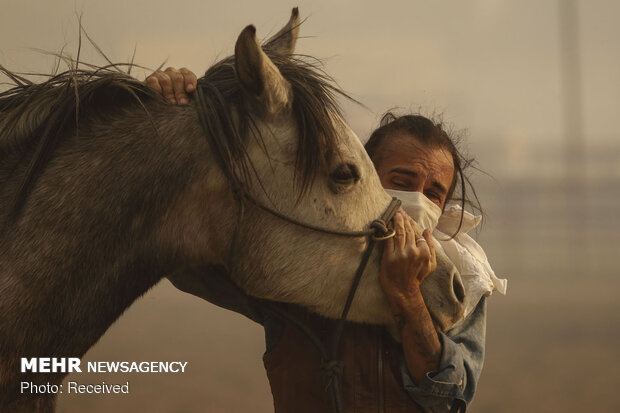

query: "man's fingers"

left=145, top=76, right=162, bottom=94
left=165, top=67, right=189, bottom=105
left=144, top=67, right=197, bottom=105
left=422, top=229, right=436, bottom=271
left=179, top=67, right=197, bottom=93
left=404, top=215, right=415, bottom=249
left=414, top=228, right=432, bottom=285
left=384, top=233, right=394, bottom=258
left=154, top=70, right=175, bottom=103
left=406, top=215, right=423, bottom=252
left=382, top=219, right=396, bottom=259
left=393, top=211, right=406, bottom=251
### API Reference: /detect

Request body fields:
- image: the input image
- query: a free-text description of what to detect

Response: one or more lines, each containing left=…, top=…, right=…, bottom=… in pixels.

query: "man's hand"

left=380, top=209, right=437, bottom=311
left=145, top=67, right=197, bottom=105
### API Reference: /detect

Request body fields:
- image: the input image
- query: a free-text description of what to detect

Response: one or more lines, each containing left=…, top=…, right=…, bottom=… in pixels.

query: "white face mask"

left=384, top=189, right=442, bottom=230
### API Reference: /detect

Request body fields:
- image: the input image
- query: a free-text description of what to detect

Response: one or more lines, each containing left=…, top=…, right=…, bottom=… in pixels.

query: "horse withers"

left=0, top=9, right=465, bottom=412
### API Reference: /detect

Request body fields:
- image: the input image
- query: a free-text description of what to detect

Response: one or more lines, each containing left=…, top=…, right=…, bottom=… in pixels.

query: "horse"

left=0, top=9, right=465, bottom=412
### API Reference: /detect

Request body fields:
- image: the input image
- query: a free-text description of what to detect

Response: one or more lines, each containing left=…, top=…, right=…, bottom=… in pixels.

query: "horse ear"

left=264, top=7, right=300, bottom=55
left=235, top=24, right=292, bottom=115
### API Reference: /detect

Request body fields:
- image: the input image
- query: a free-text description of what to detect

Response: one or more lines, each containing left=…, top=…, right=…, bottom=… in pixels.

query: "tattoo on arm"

left=398, top=306, right=442, bottom=382
left=394, top=313, right=407, bottom=332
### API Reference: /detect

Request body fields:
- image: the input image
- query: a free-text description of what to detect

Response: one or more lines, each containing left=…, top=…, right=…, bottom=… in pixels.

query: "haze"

left=1, top=1, right=618, bottom=412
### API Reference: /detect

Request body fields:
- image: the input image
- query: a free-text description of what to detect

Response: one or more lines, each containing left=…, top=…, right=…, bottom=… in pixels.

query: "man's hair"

left=365, top=111, right=482, bottom=235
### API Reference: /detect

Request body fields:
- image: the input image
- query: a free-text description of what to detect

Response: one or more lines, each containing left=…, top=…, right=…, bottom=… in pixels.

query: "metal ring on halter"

left=415, top=237, right=427, bottom=244
left=371, top=228, right=396, bottom=241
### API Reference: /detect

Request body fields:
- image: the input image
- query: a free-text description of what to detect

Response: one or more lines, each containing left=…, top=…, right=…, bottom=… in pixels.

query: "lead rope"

left=323, top=199, right=400, bottom=413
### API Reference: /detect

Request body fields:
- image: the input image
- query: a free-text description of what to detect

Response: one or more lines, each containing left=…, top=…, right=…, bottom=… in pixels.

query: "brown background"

left=2, top=1, right=619, bottom=411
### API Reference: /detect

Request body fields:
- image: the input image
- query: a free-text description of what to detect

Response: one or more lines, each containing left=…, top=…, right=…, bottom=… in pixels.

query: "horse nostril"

left=453, top=276, right=466, bottom=304
left=330, top=163, right=360, bottom=186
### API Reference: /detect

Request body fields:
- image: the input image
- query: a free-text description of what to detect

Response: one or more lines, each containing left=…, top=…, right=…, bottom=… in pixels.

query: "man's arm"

left=395, top=289, right=442, bottom=383
left=400, top=297, right=486, bottom=412
left=380, top=211, right=441, bottom=382
left=381, top=211, right=486, bottom=411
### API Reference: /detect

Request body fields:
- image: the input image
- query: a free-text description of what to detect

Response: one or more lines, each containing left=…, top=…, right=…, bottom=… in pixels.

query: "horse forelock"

left=196, top=50, right=354, bottom=198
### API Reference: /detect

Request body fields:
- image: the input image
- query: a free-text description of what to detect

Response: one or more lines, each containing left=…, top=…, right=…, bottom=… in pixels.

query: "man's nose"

left=410, top=179, right=426, bottom=193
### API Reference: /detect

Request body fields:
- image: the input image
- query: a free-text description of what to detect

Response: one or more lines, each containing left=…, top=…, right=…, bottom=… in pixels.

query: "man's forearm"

left=392, top=290, right=441, bottom=384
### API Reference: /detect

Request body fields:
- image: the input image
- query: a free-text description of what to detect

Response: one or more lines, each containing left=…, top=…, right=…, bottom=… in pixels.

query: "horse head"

left=181, top=9, right=466, bottom=329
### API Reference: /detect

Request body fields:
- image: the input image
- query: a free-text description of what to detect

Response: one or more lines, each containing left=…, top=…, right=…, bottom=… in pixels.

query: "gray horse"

left=0, top=9, right=464, bottom=412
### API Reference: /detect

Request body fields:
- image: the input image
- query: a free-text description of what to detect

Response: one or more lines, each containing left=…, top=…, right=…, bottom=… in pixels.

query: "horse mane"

left=0, top=65, right=162, bottom=154
left=0, top=64, right=164, bottom=226
left=0, top=47, right=350, bottom=227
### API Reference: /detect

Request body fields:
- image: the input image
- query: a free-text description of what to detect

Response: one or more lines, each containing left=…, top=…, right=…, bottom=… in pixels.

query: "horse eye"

left=330, top=163, right=360, bottom=186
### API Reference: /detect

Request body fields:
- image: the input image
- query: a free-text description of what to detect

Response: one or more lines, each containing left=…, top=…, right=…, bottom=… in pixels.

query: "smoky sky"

left=2, top=0, right=619, bottom=177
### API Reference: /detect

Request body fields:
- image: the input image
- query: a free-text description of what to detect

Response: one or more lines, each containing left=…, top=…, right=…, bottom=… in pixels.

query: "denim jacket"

left=168, top=268, right=486, bottom=412
left=402, top=297, right=486, bottom=412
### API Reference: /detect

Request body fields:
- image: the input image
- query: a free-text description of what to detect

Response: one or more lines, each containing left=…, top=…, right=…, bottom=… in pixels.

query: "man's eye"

left=391, top=180, right=409, bottom=188
left=425, top=192, right=444, bottom=208
left=427, top=192, right=445, bottom=204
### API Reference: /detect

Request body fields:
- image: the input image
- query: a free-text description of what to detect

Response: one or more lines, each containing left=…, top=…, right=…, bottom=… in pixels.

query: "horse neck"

left=0, top=103, right=232, bottom=363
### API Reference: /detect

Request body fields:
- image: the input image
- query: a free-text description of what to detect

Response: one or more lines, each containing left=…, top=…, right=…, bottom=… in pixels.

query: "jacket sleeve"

left=167, top=266, right=265, bottom=324
left=400, top=297, right=487, bottom=412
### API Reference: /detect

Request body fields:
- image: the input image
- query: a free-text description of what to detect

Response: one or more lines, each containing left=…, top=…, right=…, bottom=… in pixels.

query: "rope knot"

left=370, top=219, right=395, bottom=241
left=320, top=360, right=344, bottom=389
left=321, top=360, right=345, bottom=413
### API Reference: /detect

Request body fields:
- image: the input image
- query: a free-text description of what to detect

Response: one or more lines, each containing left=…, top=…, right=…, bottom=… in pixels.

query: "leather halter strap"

left=242, top=190, right=400, bottom=238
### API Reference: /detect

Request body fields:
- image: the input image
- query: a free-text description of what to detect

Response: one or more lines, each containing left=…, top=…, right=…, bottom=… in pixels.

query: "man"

left=147, top=68, right=486, bottom=413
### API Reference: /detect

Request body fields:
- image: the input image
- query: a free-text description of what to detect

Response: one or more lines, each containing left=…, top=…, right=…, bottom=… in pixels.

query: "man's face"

left=373, top=134, right=455, bottom=209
